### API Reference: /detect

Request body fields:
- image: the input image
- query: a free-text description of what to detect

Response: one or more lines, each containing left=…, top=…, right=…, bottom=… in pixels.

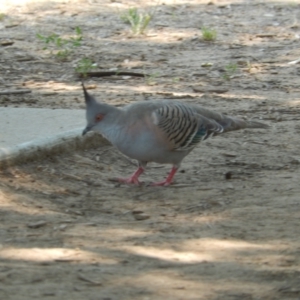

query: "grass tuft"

left=222, top=63, right=238, bottom=80
left=75, top=58, right=97, bottom=77
left=121, top=8, right=152, bottom=35
left=201, top=27, right=217, bottom=41
left=37, top=27, right=82, bottom=60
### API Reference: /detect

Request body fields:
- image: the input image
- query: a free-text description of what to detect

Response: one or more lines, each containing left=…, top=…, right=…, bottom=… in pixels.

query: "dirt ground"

left=1, top=0, right=300, bottom=299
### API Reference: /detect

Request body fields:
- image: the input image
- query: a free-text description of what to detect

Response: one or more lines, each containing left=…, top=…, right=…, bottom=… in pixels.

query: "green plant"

left=246, top=60, right=253, bottom=73
left=222, top=63, right=238, bottom=80
left=75, top=58, right=97, bottom=77
left=69, top=26, right=82, bottom=46
left=145, top=72, right=159, bottom=85
left=121, top=7, right=152, bottom=35
left=201, top=27, right=217, bottom=41
left=0, top=13, right=6, bottom=21
left=201, top=62, right=213, bottom=67
left=37, top=27, right=82, bottom=60
left=56, top=49, right=72, bottom=61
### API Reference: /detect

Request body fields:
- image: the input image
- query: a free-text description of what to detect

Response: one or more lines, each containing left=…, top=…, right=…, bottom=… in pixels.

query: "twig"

left=133, top=189, right=161, bottom=200
left=256, top=34, right=276, bottom=38
left=288, top=58, right=300, bottom=65
left=77, top=273, right=102, bottom=286
left=0, top=89, right=32, bottom=95
left=78, top=71, right=147, bottom=78
left=169, top=184, right=201, bottom=188
left=192, top=87, right=229, bottom=94
left=117, top=151, right=137, bottom=166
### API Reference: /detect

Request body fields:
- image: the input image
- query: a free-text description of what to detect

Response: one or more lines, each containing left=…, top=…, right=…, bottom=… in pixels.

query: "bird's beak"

left=82, top=126, right=92, bottom=136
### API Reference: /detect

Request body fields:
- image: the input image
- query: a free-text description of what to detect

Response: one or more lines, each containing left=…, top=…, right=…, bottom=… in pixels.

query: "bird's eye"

left=95, top=114, right=104, bottom=122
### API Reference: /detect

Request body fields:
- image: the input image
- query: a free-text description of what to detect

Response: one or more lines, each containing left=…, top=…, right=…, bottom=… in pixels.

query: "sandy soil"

left=0, top=0, right=300, bottom=299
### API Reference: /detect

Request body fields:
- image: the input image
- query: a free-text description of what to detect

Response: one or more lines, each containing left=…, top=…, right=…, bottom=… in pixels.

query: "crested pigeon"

left=82, top=83, right=268, bottom=186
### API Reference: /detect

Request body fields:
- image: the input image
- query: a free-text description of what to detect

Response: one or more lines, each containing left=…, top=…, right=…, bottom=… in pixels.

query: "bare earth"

left=0, top=0, right=300, bottom=299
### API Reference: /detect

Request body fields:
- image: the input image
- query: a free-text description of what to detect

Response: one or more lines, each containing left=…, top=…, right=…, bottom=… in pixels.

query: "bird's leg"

left=118, top=166, right=144, bottom=185
left=151, top=166, right=178, bottom=186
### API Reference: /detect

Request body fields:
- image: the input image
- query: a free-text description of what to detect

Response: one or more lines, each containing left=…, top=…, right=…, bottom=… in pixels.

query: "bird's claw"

left=150, top=180, right=172, bottom=187
left=117, top=177, right=142, bottom=185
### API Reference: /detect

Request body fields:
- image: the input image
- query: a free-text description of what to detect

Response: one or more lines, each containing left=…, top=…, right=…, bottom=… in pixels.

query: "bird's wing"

left=152, top=102, right=224, bottom=152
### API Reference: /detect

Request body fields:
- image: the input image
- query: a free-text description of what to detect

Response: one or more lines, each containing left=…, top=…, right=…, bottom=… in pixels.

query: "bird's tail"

left=220, top=116, right=269, bottom=132
left=193, top=105, right=269, bottom=132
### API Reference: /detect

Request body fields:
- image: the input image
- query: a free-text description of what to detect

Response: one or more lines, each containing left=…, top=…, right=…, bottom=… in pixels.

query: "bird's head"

left=81, top=82, right=115, bottom=136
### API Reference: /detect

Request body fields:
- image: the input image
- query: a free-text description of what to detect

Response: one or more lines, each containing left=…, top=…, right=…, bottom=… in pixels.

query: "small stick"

left=192, top=87, right=229, bottom=94
left=78, top=71, right=147, bottom=78
left=77, top=273, right=102, bottom=285
left=0, top=89, right=32, bottom=95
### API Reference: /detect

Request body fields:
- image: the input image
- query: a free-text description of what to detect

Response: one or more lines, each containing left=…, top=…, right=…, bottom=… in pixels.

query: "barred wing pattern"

left=154, top=103, right=224, bottom=152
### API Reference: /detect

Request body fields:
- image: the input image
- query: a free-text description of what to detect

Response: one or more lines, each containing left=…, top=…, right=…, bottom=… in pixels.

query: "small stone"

left=222, top=152, right=237, bottom=158
left=27, top=220, right=47, bottom=228
left=225, top=171, right=232, bottom=180
left=133, top=214, right=150, bottom=221
left=226, top=183, right=234, bottom=190
left=59, top=224, right=67, bottom=230
left=290, top=159, right=300, bottom=165
left=0, top=40, right=14, bottom=46
left=132, top=210, right=144, bottom=215
left=5, top=23, right=20, bottom=28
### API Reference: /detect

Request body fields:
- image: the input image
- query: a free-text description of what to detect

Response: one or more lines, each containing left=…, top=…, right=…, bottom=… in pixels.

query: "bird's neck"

left=99, top=108, right=126, bottom=144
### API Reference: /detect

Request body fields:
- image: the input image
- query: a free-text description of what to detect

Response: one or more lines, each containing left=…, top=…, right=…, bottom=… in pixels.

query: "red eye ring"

left=95, top=114, right=104, bottom=122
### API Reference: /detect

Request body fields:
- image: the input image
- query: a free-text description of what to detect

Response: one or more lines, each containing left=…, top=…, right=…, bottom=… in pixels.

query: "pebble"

left=132, top=211, right=150, bottom=221
left=27, top=220, right=47, bottom=228
left=134, top=214, right=150, bottom=221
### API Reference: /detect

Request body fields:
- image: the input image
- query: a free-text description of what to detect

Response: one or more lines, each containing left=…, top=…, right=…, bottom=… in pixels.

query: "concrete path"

left=0, top=107, right=104, bottom=167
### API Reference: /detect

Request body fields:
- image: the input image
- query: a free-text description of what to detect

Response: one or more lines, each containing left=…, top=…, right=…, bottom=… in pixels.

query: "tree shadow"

left=0, top=0, right=300, bottom=299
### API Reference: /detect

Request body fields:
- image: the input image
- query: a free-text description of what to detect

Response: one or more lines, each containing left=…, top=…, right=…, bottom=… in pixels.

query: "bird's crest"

left=81, top=81, right=97, bottom=105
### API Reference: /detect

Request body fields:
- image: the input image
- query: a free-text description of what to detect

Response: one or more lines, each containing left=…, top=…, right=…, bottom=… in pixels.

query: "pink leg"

left=151, top=166, right=178, bottom=186
left=118, top=166, right=144, bottom=185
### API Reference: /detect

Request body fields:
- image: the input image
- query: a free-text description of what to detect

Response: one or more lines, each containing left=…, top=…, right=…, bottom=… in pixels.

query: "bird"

left=82, top=83, right=268, bottom=186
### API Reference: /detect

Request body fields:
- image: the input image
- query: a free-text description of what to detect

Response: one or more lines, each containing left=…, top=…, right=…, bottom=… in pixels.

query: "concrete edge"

left=0, top=129, right=109, bottom=169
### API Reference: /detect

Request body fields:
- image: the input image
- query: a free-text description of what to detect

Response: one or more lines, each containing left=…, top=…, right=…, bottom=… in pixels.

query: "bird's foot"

left=151, top=166, right=178, bottom=187
left=117, top=177, right=142, bottom=185
left=114, top=166, right=145, bottom=185
left=150, top=180, right=172, bottom=187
